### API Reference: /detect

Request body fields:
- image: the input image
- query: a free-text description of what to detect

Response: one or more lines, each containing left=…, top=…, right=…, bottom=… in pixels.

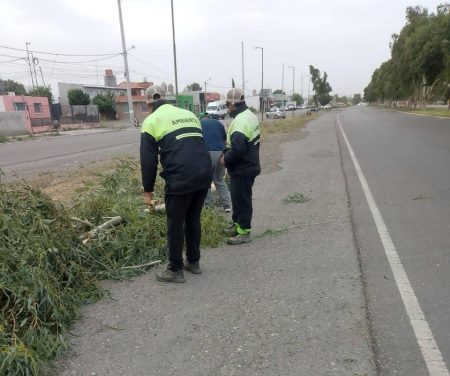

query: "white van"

left=206, top=101, right=227, bottom=119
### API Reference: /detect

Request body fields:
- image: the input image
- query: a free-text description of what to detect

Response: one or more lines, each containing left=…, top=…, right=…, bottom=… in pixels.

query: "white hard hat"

left=145, top=85, right=166, bottom=104
left=226, top=88, right=244, bottom=104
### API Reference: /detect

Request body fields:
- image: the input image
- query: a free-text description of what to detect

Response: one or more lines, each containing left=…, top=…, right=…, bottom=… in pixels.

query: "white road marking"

left=337, top=114, right=449, bottom=376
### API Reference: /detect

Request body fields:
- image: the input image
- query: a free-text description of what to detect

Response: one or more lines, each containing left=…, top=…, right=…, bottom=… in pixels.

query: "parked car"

left=206, top=101, right=227, bottom=119
left=265, top=107, right=286, bottom=119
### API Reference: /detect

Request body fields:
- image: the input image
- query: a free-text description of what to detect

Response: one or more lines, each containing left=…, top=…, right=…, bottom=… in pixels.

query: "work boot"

left=224, top=223, right=238, bottom=236
left=223, top=205, right=231, bottom=213
left=156, top=268, right=185, bottom=283
left=227, top=233, right=252, bottom=245
left=184, top=262, right=202, bottom=274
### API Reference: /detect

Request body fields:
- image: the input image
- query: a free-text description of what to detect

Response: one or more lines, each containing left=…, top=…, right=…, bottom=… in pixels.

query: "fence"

left=59, top=104, right=99, bottom=124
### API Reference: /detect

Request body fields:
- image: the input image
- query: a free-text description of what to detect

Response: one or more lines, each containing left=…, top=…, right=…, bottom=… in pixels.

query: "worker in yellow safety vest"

left=140, top=85, right=212, bottom=283
left=221, top=88, right=261, bottom=245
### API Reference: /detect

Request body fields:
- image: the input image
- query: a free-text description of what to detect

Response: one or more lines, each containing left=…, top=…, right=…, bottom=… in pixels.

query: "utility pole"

left=117, top=0, right=134, bottom=125
left=39, top=66, right=46, bottom=87
left=170, top=0, right=179, bottom=106
left=282, top=63, right=284, bottom=95
left=288, top=66, right=295, bottom=96
left=31, top=55, right=39, bottom=87
left=255, top=46, right=264, bottom=121
left=241, top=41, right=245, bottom=96
left=307, top=75, right=311, bottom=105
left=301, top=73, right=304, bottom=100
left=25, top=42, right=35, bottom=89
left=204, top=77, right=211, bottom=111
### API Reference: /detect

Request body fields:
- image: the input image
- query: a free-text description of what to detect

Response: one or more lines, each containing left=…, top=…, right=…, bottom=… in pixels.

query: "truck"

left=205, top=101, right=227, bottom=119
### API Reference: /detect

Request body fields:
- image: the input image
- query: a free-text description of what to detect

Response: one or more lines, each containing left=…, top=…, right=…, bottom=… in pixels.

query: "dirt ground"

left=29, top=114, right=316, bottom=203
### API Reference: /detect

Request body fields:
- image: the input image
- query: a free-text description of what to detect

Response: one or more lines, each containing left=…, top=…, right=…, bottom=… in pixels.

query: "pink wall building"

left=0, top=94, right=51, bottom=133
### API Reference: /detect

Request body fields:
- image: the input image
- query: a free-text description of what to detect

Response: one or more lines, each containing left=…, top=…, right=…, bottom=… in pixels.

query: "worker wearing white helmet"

left=221, top=88, right=261, bottom=245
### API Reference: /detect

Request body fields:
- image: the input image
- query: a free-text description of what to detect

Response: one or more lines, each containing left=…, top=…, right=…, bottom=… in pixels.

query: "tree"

left=0, top=79, right=26, bottom=95
left=92, top=93, right=116, bottom=119
left=365, top=4, right=450, bottom=106
left=292, top=93, right=304, bottom=105
left=352, top=94, right=362, bottom=105
left=68, top=89, right=91, bottom=105
left=273, top=89, right=286, bottom=95
left=309, top=65, right=333, bottom=106
left=184, top=82, right=202, bottom=92
left=28, top=86, right=54, bottom=104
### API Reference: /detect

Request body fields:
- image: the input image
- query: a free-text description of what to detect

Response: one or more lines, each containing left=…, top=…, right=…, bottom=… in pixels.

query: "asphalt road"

left=337, top=106, right=450, bottom=375
left=0, top=128, right=140, bottom=181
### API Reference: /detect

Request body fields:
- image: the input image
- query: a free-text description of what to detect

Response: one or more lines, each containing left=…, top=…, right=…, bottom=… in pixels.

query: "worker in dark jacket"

left=199, top=112, right=231, bottom=212
left=221, top=88, right=260, bottom=245
left=140, top=85, right=212, bottom=283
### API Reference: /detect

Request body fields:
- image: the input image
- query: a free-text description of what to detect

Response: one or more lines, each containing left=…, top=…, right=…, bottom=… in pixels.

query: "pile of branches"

left=0, top=159, right=225, bottom=375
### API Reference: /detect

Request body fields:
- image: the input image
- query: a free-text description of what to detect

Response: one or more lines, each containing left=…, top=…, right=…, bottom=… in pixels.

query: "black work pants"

left=230, top=176, right=255, bottom=231
left=165, top=189, right=208, bottom=272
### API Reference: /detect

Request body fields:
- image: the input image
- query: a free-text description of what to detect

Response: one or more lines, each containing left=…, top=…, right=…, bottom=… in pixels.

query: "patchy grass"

left=260, top=114, right=317, bottom=175
left=282, top=192, right=310, bottom=204
left=256, top=227, right=289, bottom=238
left=382, top=106, right=450, bottom=118
left=261, top=113, right=318, bottom=136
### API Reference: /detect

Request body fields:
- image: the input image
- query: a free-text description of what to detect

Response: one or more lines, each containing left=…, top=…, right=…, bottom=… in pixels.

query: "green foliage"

left=0, top=79, right=26, bottom=96
left=282, top=192, right=310, bottom=204
left=292, top=93, right=304, bottom=105
left=0, top=159, right=225, bottom=374
left=67, top=89, right=90, bottom=105
left=365, top=4, right=450, bottom=105
left=0, top=136, right=7, bottom=143
left=92, top=93, right=116, bottom=119
left=184, top=83, right=202, bottom=92
left=309, top=65, right=333, bottom=106
left=28, top=86, right=54, bottom=105
left=0, top=184, right=104, bottom=374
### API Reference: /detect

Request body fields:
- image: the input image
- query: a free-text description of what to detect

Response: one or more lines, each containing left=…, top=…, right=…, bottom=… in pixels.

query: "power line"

left=1, top=52, right=123, bottom=68
left=0, top=44, right=120, bottom=57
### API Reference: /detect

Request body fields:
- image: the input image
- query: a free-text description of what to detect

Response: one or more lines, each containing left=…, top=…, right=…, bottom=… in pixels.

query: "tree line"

left=364, top=4, right=450, bottom=107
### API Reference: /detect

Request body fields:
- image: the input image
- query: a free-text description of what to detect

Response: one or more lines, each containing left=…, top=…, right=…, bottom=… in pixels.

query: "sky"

left=0, top=0, right=446, bottom=100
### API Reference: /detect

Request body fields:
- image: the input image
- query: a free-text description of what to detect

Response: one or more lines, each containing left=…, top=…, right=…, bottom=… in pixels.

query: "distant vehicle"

left=206, top=101, right=227, bottom=119
left=265, top=107, right=286, bottom=119
left=322, top=104, right=332, bottom=110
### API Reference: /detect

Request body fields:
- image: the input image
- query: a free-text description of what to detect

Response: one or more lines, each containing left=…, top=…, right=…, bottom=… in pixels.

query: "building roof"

left=117, top=82, right=147, bottom=90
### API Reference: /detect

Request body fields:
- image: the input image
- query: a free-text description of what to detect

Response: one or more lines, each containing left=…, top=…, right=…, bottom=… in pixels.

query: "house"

left=0, top=93, right=51, bottom=135
left=114, top=81, right=153, bottom=121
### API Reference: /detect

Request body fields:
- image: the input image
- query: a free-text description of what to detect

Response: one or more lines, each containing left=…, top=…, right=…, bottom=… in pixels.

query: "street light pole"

left=241, top=41, right=245, bottom=96
left=170, top=0, right=179, bottom=106
left=117, top=0, right=134, bottom=125
left=255, top=46, right=264, bottom=121
left=288, top=66, right=295, bottom=117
